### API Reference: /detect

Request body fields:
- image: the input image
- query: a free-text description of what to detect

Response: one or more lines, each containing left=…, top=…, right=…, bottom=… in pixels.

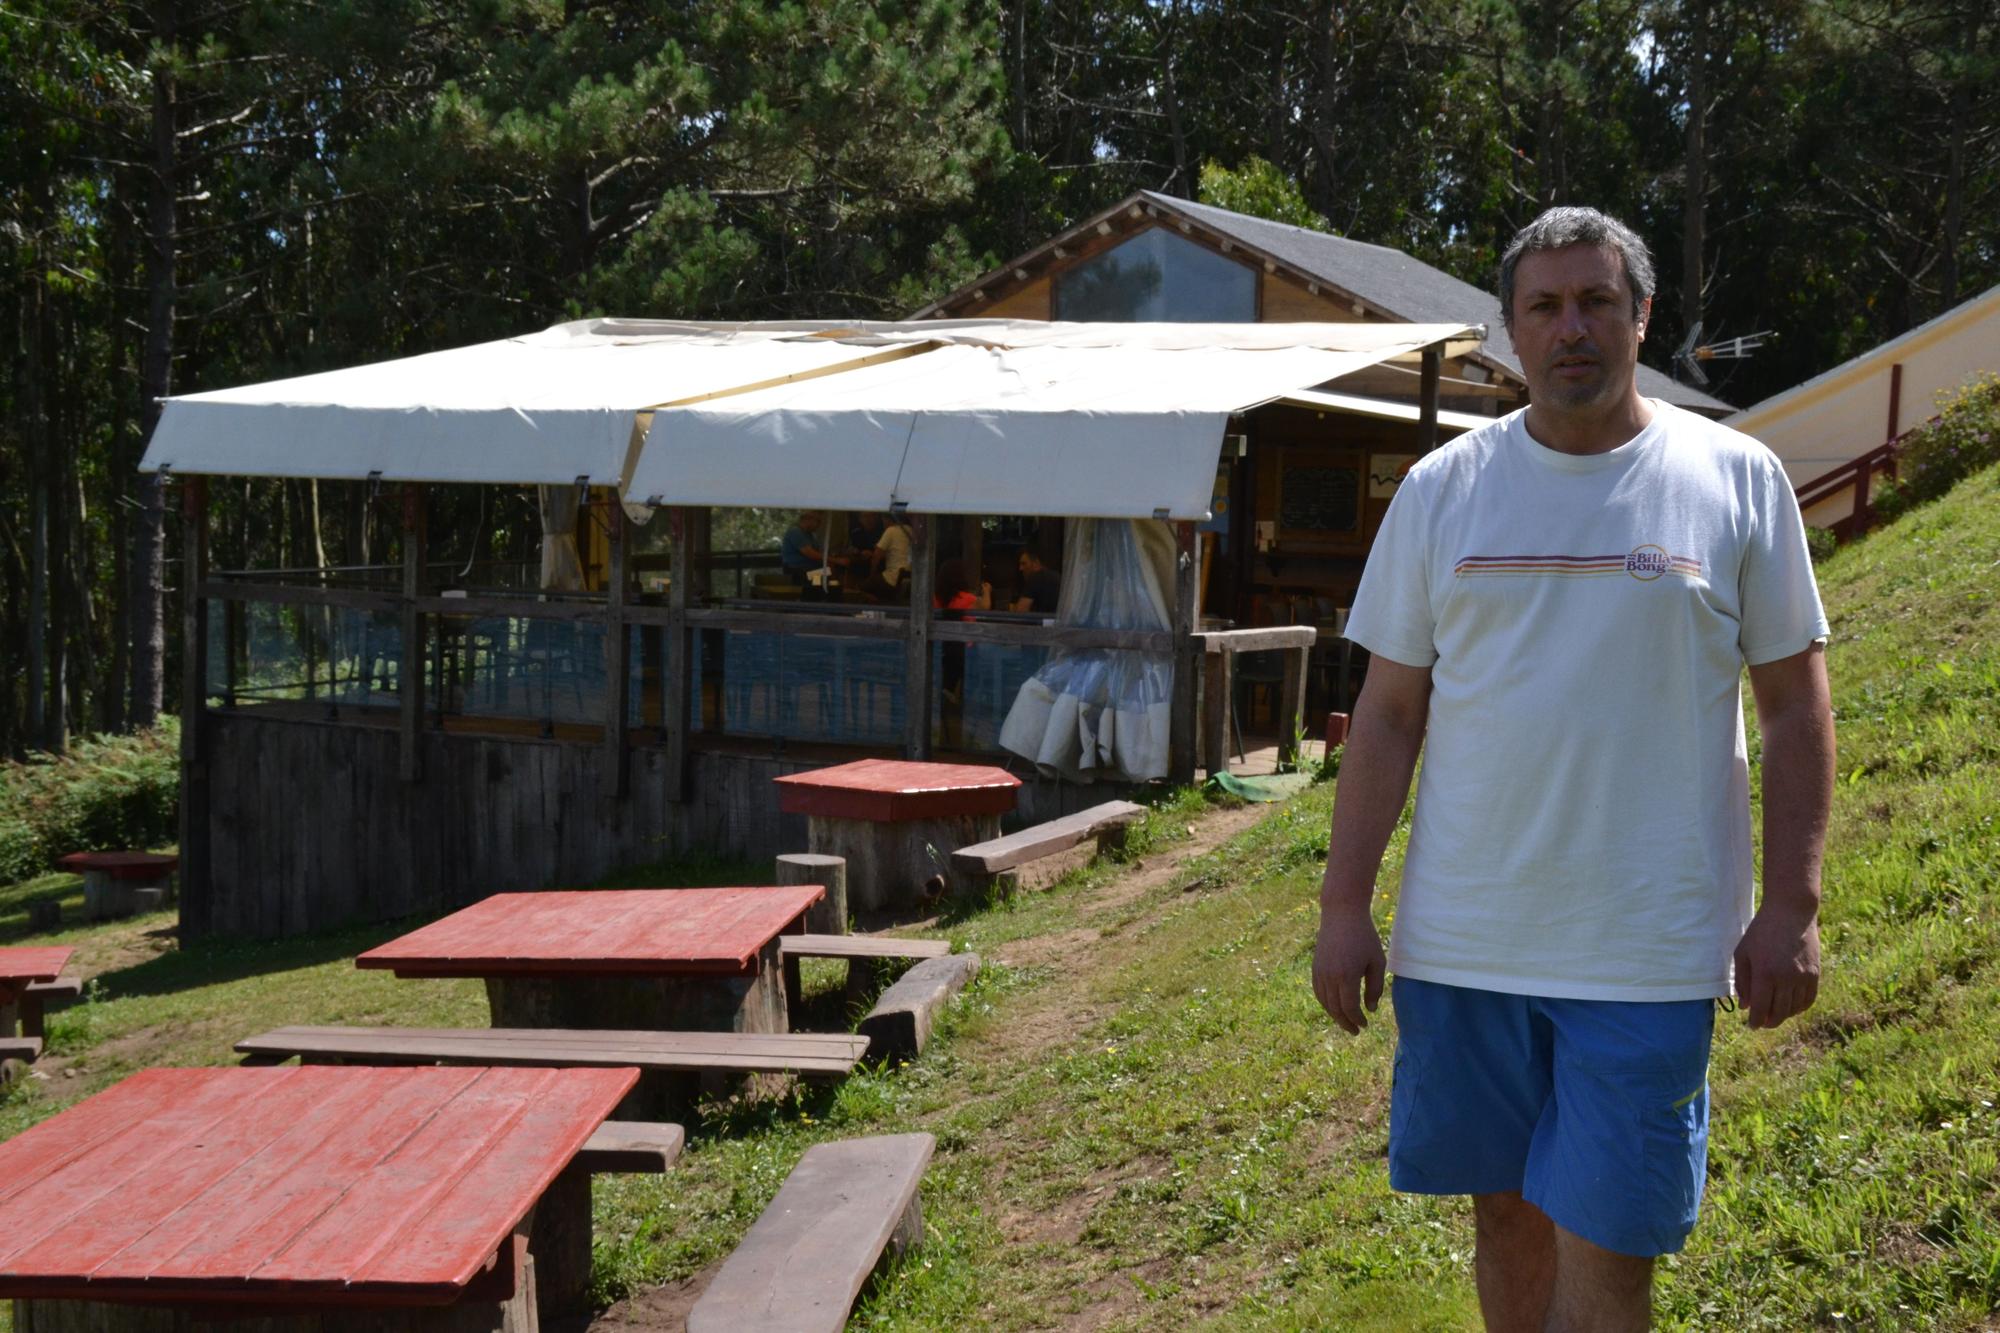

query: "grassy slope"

left=1, top=466, right=1996, bottom=1330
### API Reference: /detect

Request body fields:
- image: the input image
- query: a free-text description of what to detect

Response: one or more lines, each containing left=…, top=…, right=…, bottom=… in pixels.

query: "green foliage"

left=1197, top=158, right=1328, bottom=233
left=0, top=723, right=180, bottom=885
left=1805, top=525, right=1840, bottom=565
left=1873, top=373, right=2000, bottom=523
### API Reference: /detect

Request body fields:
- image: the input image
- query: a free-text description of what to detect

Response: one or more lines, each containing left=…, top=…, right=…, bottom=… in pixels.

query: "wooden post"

left=601, top=500, right=630, bottom=797
left=1202, top=646, right=1233, bottom=778
left=178, top=476, right=211, bottom=936
left=904, top=513, right=935, bottom=760
left=665, top=506, right=693, bottom=803
left=1170, top=519, right=1200, bottom=787
left=776, top=853, right=848, bottom=935
left=961, top=515, right=984, bottom=590
left=1277, top=645, right=1308, bottom=765
left=398, top=484, right=425, bottom=783
left=1418, top=344, right=1442, bottom=455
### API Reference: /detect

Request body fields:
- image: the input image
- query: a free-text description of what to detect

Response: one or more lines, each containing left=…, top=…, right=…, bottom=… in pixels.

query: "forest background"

left=1, top=0, right=1995, bottom=759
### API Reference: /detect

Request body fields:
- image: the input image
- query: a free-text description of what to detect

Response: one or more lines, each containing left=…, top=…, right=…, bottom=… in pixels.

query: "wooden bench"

left=0, top=1036, right=41, bottom=1085
left=688, top=1133, right=935, bottom=1333
left=235, top=1025, right=869, bottom=1079
left=19, top=976, right=82, bottom=1040
left=858, top=953, right=981, bottom=1061
left=536, top=1119, right=685, bottom=1321
left=950, top=799, right=1146, bottom=894
left=778, top=932, right=954, bottom=1010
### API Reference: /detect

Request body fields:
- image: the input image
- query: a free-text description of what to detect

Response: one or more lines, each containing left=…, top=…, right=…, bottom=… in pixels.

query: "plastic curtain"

left=999, top=518, right=1176, bottom=782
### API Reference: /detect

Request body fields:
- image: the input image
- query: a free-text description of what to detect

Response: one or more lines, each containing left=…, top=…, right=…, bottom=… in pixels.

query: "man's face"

left=799, top=514, right=820, bottom=533
left=1018, top=553, right=1039, bottom=577
left=1509, top=244, right=1649, bottom=415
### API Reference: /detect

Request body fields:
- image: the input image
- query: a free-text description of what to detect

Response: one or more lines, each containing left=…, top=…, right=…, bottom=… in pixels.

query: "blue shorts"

left=1388, top=976, right=1715, bottom=1258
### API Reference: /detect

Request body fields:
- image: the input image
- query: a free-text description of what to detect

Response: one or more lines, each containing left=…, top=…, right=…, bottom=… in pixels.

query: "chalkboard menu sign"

left=1280, top=463, right=1360, bottom=534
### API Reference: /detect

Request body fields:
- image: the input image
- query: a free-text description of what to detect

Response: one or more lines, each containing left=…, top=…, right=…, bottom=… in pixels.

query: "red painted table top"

left=0, top=1064, right=635, bottom=1307
left=774, top=758, right=1022, bottom=822
left=356, top=887, right=825, bottom=980
left=0, top=946, right=73, bottom=1007
left=56, top=851, right=179, bottom=879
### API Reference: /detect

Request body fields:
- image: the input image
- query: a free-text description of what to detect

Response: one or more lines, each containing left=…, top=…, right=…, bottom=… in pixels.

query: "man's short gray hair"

left=1498, top=207, right=1656, bottom=327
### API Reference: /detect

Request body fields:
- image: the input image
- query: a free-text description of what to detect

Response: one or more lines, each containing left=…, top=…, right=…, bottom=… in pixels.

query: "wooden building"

left=915, top=191, right=1733, bottom=623
left=155, top=319, right=1475, bottom=938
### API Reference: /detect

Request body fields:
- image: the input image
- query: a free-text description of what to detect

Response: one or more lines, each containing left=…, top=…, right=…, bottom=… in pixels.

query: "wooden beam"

left=1197, top=626, right=1316, bottom=653
left=904, top=515, right=935, bottom=760
left=199, top=582, right=400, bottom=613
left=1169, top=520, right=1200, bottom=787
left=1419, top=344, right=1442, bottom=454
left=398, top=484, right=425, bottom=783
left=178, top=476, right=211, bottom=935
left=665, top=506, right=693, bottom=803
left=1277, top=646, right=1308, bottom=765
left=601, top=502, right=630, bottom=798
left=1202, top=647, right=1232, bottom=778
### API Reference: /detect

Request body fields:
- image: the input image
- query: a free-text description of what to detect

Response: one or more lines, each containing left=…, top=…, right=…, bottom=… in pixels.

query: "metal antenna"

left=1674, top=320, right=1774, bottom=387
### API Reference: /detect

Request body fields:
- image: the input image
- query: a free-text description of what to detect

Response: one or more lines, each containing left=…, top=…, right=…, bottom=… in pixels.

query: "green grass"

left=3, top=467, right=1998, bottom=1329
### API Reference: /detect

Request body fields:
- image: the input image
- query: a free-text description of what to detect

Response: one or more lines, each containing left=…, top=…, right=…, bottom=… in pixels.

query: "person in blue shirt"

left=779, top=512, right=826, bottom=586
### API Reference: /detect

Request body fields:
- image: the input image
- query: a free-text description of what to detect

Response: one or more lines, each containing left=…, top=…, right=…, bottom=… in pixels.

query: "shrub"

left=0, top=722, right=180, bottom=886
left=1805, top=526, right=1839, bottom=565
left=1873, top=372, right=2000, bottom=523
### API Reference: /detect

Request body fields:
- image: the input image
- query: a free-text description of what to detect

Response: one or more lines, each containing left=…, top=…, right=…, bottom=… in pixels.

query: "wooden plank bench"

left=950, top=799, right=1146, bottom=894
left=19, top=976, right=82, bottom=1040
left=1, top=1036, right=41, bottom=1084
left=535, top=1120, right=685, bottom=1322
left=236, top=1025, right=869, bottom=1078
left=857, top=953, right=981, bottom=1061
left=687, top=1133, right=935, bottom=1333
left=777, top=932, right=954, bottom=1011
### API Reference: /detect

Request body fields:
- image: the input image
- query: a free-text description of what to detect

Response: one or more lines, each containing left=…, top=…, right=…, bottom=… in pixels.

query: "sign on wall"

left=1369, top=454, right=1418, bottom=498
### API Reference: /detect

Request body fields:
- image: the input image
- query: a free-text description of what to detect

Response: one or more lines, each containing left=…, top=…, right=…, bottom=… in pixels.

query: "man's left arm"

left=1739, top=643, right=1835, bottom=1029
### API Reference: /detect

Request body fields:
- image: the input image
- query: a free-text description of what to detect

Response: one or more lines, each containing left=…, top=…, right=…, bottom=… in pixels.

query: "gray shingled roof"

left=1144, top=193, right=1734, bottom=415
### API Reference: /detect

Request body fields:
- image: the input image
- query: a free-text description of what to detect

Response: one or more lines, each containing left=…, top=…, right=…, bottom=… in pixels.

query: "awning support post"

left=905, top=514, right=936, bottom=760
left=1419, top=344, right=1442, bottom=454
left=665, top=506, right=693, bottom=803
left=179, top=475, right=212, bottom=933
left=1170, top=519, right=1200, bottom=788
left=398, top=484, right=426, bottom=783
left=601, top=499, right=630, bottom=798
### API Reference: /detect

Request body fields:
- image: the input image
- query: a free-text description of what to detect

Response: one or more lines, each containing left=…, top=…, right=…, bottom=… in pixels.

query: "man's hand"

left=1314, top=904, right=1386, bottom=1035
left=1733, top=903, right=1820, bottom=1029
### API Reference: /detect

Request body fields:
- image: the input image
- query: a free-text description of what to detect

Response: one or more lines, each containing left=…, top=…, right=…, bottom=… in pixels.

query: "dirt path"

left=590, top=797, right=1281, bottom=1333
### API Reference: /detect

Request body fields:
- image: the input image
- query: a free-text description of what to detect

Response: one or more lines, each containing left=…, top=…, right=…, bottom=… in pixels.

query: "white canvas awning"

left=143, top=318, right=1482, bottom=515
left=139, top=322, right=915, bottom=485
left=630, top=321, right=1479, bottom=519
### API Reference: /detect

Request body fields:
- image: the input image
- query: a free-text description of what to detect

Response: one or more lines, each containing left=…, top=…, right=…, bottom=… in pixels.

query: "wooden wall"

left=186, top=712, right=1132, bottom=939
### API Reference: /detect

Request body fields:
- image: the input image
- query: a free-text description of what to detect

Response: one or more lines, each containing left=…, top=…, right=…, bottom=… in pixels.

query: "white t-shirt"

left=877, top=523, right=912, bottom=585
left=1346, top=401, right=1829, bottom=1001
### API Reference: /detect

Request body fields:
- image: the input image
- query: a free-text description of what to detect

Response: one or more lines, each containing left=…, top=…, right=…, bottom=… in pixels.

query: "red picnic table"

left=356, top=886, right=825, bottom=1037
left=56, top=851, right=177, bottom=921
left=0, top=946, right=72, bottom=1011
left=0, top=1063, right=635, bottom=1331
left=774, top=759, right=1022, bottom=912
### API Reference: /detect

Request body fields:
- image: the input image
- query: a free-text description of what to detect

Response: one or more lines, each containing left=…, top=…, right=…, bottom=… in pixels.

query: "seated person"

left=859, top=514, right=914, bottom=603
left=843, top=511, right=887, bottom=568
left=779, top=512, right=828, bottom=587
left=1010, top=549, right=1061, bottom=614
left=934, top=560, right=990, bottom=702
left=934, top=559, right=992, bottom=614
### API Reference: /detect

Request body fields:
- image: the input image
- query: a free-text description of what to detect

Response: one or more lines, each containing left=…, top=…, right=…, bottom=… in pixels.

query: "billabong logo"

left=1455, top=548, right=1704, bottom=580
left=1625, top=545, right=1673, bottom=580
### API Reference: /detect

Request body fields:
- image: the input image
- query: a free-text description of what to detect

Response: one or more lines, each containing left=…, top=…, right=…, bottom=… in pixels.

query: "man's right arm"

left=1313, top=655, right=1431, bottom=1034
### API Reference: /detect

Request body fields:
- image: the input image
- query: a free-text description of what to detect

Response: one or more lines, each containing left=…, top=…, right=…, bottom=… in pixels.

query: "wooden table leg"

left=526, top=1161, right=591, bottom=1326
left=805, top=813, right=1002, bottom=912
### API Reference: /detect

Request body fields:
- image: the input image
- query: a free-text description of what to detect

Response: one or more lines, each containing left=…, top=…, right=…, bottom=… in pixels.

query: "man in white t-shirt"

left=1312, top=207, right=1834, bottom=1331
left=861, top=514, right=914, bottom=602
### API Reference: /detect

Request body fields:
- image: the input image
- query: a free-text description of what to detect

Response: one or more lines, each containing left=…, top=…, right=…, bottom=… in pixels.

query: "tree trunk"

left=1681, top=0, right=1707, bottom=335
left=1939, top=80, right=1966, bottom=311
left=131, top=0, right=179, bottom=730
